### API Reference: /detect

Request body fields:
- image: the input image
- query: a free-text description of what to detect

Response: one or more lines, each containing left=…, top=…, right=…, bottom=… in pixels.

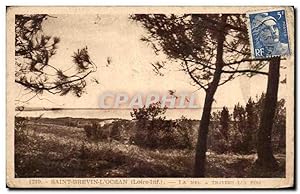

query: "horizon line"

left=16, top=107, right=235, bottom=111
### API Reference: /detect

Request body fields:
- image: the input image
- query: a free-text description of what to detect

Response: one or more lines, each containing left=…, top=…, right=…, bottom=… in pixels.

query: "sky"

left=15, top=14, right=288, bottom=110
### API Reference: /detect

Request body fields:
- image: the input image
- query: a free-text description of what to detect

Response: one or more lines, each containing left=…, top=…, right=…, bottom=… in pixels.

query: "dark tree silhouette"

left=220, top=107, right=230, bottom=140
left=255, top=57, right=281, bottom=170
left=210, top=95, right=285, bottom=154
left=243, top=98, right=257, bottom=153
left=15, top=14, right=97, bottom=99
left=131, top=13, right=271, bottom=177
left=232, top=103, right=247, bottom=151
left=231, top=99, right=257, bottom=154
left=254, top=93, right=286, bottom=154
left=274, top=98, right=286, bottom=151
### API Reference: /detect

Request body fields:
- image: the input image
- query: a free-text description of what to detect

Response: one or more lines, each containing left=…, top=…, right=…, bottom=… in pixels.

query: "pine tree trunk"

left=193, top=15, right=227, bottom=177
left=194, top=87, right=219, bottom=177
left=255, top=57, right=280, bottom=170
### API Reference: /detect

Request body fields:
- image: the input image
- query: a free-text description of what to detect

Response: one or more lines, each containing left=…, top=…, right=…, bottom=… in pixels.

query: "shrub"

left=82, top=122, right=98, bottom=140
left=130, top=102, right=169, bottom=148
left=81, top=120, right=132, bottom=143
left=130, top=103, right=194, bottom=149
left=173, top=116, right=194, bottom=149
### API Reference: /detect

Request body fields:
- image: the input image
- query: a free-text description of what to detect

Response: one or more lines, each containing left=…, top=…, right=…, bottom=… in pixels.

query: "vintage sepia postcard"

left=6, top=6, right=295, bottom=188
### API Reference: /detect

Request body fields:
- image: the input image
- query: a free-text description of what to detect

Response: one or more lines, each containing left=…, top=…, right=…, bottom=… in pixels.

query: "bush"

left=130, top=102, right=169, bottom=148
left=81, top=120, right=132, bottom=143
left=82, top=122, right=98, bottom=140
left=173, top=116, right=194, bottom=149
left=130, top=103, right=194, bottom=149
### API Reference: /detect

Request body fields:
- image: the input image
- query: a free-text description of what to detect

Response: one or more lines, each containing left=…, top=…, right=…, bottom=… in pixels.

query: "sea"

left=15, top=109, right=211, bottom=120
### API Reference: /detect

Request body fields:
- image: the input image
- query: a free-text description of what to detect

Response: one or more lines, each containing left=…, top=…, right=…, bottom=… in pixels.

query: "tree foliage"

left=209, top=94, right=286, bottom=154
left=15, top=14, right=97, bottom=98
left=220, top=107, right=230, bottom=140
left=131, top=13, right=271, bottom=177
left=131, top=14, right=269, bottom=90
left=130, top=103, right=194, bottom=149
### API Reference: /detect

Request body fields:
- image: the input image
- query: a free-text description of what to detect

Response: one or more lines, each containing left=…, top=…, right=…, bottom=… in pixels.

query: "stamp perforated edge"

left=246, top=8, right=292, bottom=59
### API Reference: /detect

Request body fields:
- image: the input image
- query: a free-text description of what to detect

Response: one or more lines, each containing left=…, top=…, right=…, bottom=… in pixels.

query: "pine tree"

left=220, top=107, right=230, bottom=140
left=15, top=14, right=98, bottom=99
left=131, top=13, right=272, bottom=177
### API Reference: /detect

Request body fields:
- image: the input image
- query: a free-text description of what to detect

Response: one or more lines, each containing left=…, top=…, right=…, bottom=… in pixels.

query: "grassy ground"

left=15, top=118, right=285, bottom=178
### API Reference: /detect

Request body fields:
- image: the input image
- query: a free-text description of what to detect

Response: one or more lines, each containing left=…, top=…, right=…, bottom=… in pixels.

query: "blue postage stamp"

left=247, top=9, right=290, bottom=58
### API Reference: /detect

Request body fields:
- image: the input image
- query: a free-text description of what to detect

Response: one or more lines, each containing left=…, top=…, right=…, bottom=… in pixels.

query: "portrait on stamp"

left=248, top=10, right=290, bottom=58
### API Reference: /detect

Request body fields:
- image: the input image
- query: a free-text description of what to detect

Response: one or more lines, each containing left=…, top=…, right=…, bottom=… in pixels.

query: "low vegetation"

left=15, top=114, right=285, bottom=178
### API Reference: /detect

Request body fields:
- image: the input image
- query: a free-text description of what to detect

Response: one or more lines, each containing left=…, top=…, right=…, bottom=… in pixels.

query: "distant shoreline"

left=15, top=108, right=206, bottom=120
left=15, top=116, right=200, bottom=122
left=15, top=107, right=233, bottom=111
